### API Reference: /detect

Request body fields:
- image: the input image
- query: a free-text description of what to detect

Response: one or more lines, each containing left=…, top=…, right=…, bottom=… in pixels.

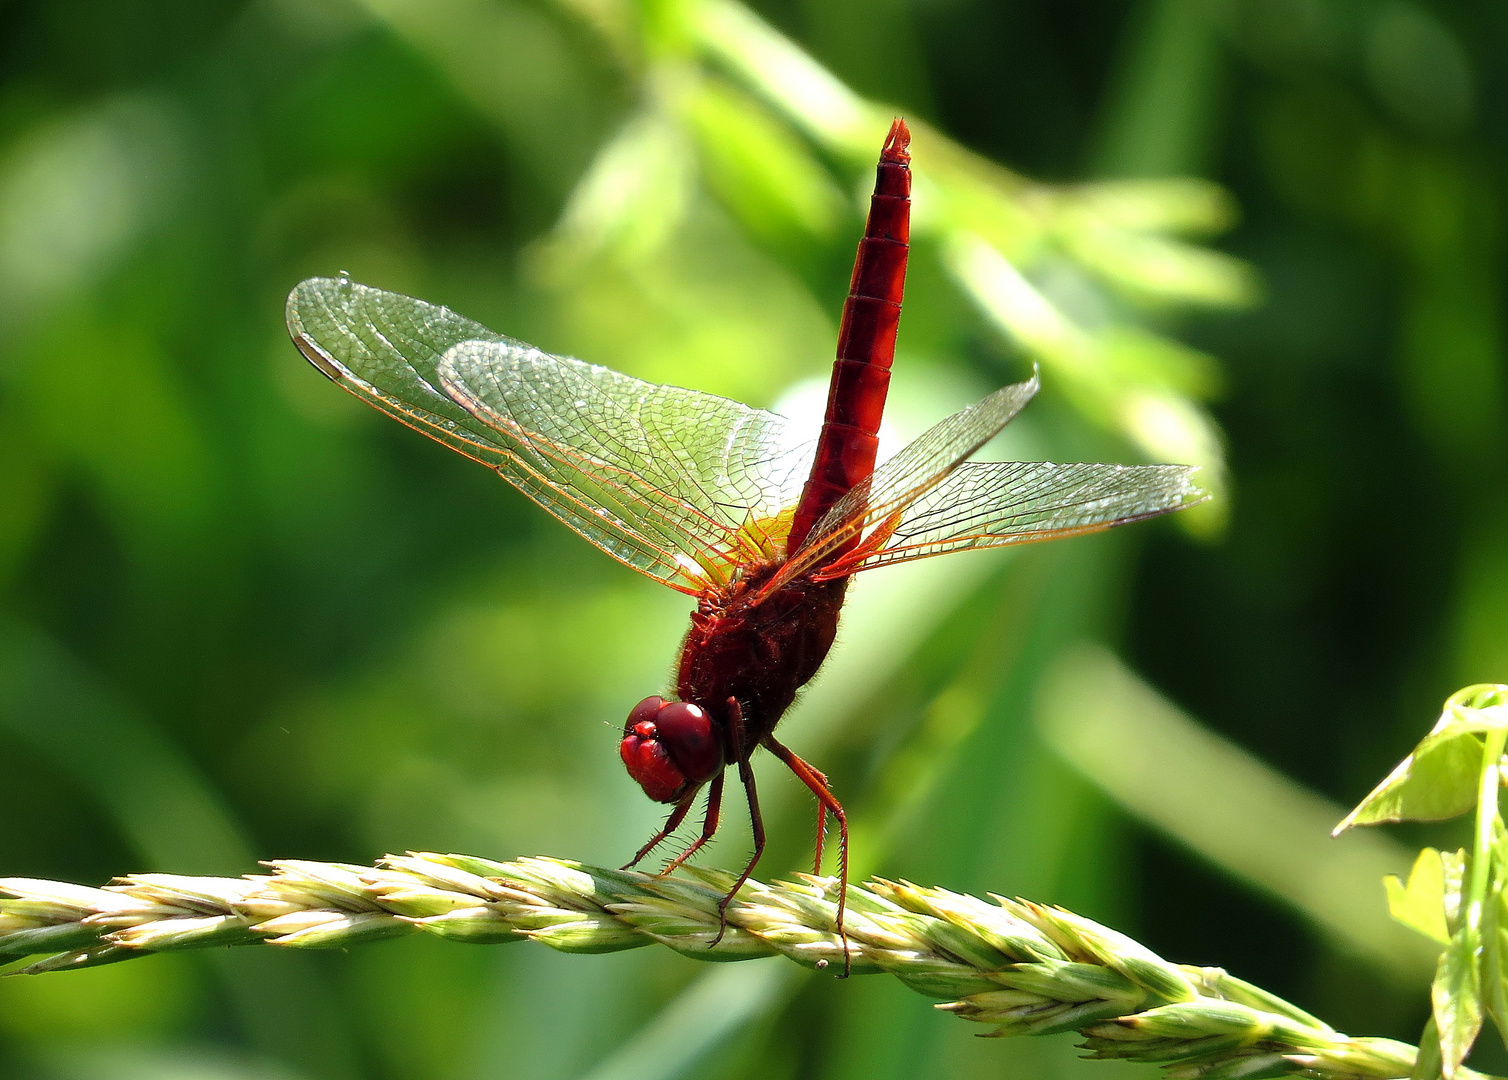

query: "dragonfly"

left=285, top=119, right=1204, bottom=967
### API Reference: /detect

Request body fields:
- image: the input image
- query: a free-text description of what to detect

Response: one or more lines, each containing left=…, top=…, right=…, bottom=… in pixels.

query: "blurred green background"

left=0, top=0, right=1500, bottom=1077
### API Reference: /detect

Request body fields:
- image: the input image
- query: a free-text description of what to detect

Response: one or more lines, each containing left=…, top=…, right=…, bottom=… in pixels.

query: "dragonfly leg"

left=622, top=788, right=697, bottom=870
left=660, top=771, right=725, bottom=875
left=804, top=759, right=832, bottom=875
left=763, top=735, right=851, bottom=976
left=712, top=698, right=766, bottom=946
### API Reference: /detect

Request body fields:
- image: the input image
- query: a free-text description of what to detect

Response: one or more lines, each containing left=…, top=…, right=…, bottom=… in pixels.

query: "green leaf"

left=1484, top=916, right=1508, bottom=1058
left=684, top=77, right=842, bottom=255
left=1337, top=686, right=1508, bottom=833
left=1335, top=731, right=1485, bottom=832
left=1055, top=209, right=1259, bottom=309
left=1411, top=1016, right=1444, bottom=1080
left=1097, top=325, right=1225, bottom=402
left=1443, top=849, right=1469, bottom=935
left=1434, top=925, right=1484, bottom=1077
left=1484, top=825, right=1508, bottom=1053
left=1447, top=685, right=1508, bottom=725
left=1387, top=849, right=1453, bottom=945
left=1071, top=179, right=1239, bottom=238
left=540, top=106, right=695, bottom=269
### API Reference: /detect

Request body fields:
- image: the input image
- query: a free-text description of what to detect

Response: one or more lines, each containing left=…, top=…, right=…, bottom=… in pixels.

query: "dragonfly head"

left=620, top=696, right=722, bottom=803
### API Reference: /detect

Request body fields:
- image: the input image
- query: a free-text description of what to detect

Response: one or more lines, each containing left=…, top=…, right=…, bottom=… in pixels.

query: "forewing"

left=773, top=372, right=1041, bottom=585
left=288, top=278, right=809, bottom=592
left=830, top=461, right=1204, bottom=574
left=440, top=340, right=812, bottom=581
left=287, top=277, right=512, bottom=467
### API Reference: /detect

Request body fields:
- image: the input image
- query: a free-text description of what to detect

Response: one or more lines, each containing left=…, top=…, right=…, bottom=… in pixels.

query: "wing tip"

left=292, top=331, right=344, bottom=383
left=286, top=275, right=373, bottom=381
left=286, top=274, right=355, bottom=306
left=1175, top=464, right=1213, bottom=510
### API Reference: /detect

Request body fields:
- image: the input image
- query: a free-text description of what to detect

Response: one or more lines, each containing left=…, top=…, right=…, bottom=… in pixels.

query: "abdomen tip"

left=882, top=118, right=911, bottom=163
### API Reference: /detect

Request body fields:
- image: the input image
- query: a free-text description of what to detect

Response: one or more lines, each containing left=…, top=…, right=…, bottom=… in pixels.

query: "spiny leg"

left=806, top=759, right=833, bottom=874
left=712, top=698, right=767, bottom=945
left=661, top=771, right=725, bottom=875
left=763, top=735, right=851, bottom=976
left=622, top=788, right=697, bottom=870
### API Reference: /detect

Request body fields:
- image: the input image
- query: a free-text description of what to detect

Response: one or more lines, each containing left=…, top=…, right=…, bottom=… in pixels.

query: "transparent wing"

left=829, top=461, right=1204, bottom=574
left=287, top=278, right=811, bottom=593
left=771, top=373, right=1041, bottom=587
left=438, top=340, right=813, bottom=581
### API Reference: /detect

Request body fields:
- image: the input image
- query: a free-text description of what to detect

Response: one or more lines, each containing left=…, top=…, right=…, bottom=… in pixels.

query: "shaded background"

left=0, top=0, right=1501, bottom=1077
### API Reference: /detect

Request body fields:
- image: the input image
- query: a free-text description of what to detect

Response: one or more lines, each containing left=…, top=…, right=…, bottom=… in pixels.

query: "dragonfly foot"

left=709, top=886, right=738, bottom=948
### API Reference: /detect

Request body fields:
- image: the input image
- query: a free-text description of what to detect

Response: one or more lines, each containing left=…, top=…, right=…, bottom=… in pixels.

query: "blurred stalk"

left=0, top=621, right=250, bottom=875
left=1092, top=0, right=1226, bottom=178
left=1037, top=644, right=1438, bottom=986
left=0, top=619, right=364, bottom=1080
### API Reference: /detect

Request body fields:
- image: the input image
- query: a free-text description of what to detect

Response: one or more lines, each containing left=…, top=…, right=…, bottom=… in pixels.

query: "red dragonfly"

left=286, top=119, right=1202, bottom=961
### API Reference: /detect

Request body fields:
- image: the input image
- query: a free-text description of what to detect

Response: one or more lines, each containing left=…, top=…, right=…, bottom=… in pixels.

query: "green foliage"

left=1338, top=686, right=1508, bottom=1078
left=1337, top=688, right=1508, bottom=832
left=1386, top=851, right=1453, bottom=947
left=2, top=0, right=1504, bottom=1077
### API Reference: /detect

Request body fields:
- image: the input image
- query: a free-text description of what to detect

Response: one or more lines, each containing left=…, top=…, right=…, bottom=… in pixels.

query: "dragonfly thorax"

left=619, top=696, right=723, bottom=804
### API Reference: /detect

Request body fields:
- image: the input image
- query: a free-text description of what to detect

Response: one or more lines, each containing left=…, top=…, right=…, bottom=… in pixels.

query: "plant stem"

left=0, top=852, right=1451, bottom=1080
left=1467, top=728, right=1506, bottom=938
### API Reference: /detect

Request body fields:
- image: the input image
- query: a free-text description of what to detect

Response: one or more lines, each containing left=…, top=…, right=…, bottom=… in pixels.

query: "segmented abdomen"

left=787, top=118, right=912, bottom=553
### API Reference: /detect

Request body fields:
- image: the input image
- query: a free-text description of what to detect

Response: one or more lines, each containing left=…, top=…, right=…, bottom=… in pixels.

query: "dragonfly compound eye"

left=653, top=702, right=721, bottom=784
left=620, top=696, right=687, bottom=804
left=624, top=696, right=667, bottom=735
left=618, top=698, right=722, bottom=804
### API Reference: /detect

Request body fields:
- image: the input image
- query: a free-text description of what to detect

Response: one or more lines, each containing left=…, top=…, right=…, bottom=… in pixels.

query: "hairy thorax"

left=676, top=568, right=848, bottom=759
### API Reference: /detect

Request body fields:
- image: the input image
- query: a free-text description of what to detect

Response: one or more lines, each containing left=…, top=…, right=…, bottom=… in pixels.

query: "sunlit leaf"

left=692, top=0, right=872, bottom=153
left=684, top=77, right=842, bottom=254
left=922, top=159, right=1040, bottom=257
left=1483, top=865, right=1508, bottom=1057
left=1338, top=688, right=1508, bottom=833
left=1054, top=210, right=1259, bottom=309
left=1098, top=326, right=1224, bottom=402
left=943, top=233, right=1094, bottom=374
left=1071, top=178, right=1238, bottom=238
left=1442, top=849, right=1468, bottom=934
left=1412, top=1017, right=1445, bottom=1080
left=1386, top=848, right=1452, bottom=946
left=536, top=106, right=694, bottom=270
left=1335, top=731, right=1485, bottom=832
left=1433, top=925, right=1484, bottom=1078
left=1442, top=685, right=1508, bottom=734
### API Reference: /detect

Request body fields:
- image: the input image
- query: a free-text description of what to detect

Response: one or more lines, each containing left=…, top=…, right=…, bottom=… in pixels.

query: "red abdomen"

left=787, top=118, right=912, bottom=553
